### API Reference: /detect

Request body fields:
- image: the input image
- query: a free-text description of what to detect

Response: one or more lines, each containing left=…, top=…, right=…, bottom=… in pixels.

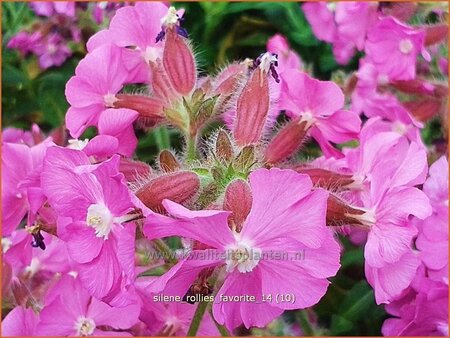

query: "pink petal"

left=64, top=222, right=104, bottom=263
left=259, top=259, right=331, bottom=309
left=87, top=297, right=139, bottom=329
left=241, top=168, right=316, bottom=246
left=2, top=306, right=39, bottom=336
left=144, top=200, right=234, bottom=249
left=77, top=239, right=122, bottom=299
left=365, top=224, right=417, bottom=267
left=280, top=71, right=344, bottom=117
left=213, top=269, right=283, bottom=330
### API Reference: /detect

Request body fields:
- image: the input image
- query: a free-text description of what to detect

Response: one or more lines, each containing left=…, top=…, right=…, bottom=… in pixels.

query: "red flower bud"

left=233, top=69, right=270, bottom=146
left=403, top=98, right=443, bottom=122
left=264, top=119, right=309, bottom=165
left=293, top=166, right=354, bottom=190
left=114, top=94, right=166, bottom=128
left=326, top=194, right=367, bottom=227
left=163, top=28, right=196, bottom=96
left=119, top=158, right=152, bottom=182
left=424, top=24, right=448, bottom=46
left=136, top=171, right=200, bottom=213
left=159, top=150, right=180, bottom=173
left=223, top=179, right=253, bottom=232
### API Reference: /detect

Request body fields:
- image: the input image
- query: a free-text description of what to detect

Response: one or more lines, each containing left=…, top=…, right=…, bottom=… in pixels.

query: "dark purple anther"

left=31, top=230, right=46, bottom=250
left=156, top=29, right=165, bottom=43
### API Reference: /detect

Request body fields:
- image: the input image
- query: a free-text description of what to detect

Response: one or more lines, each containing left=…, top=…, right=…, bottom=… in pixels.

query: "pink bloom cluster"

left=7, top=2, right=126, bottom=70
left=2, top=2, right=448, bottom=336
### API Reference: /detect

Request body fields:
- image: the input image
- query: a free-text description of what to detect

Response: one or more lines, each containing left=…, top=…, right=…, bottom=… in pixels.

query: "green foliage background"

left=1, top=2, right=447, bottom=336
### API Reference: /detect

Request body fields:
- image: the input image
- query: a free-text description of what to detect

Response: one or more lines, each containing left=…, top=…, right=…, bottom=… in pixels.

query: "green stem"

left=186, top=135, right=198, bottom=161
left=296, top=309, right=316, bottom=336
left=153, top=126, right=171, bottom=150
left=211, top=314, right=230, bottom=336
left=187, top=300, right=209, bottom=336
left=152, top=239, right=177, bottom=265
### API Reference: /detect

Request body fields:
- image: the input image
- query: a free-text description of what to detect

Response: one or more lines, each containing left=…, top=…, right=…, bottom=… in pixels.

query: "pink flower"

left=108, top=2, right=171, bottom=83
left=65, top=44, right=130, bottom=138
left=365, top=17, right=430, bottom=81
left=266, top=34, right=302, bottom=74
left=382, top=267, right=448, bottom=336
left=144, top=168, right=340, bottom=330
left=32, top=33, right=72, bottom=69
left=2, top=139, right=54, bottom=236
left=136, top=280, right=219, bottom=336
left=2, top=306, right=39, bottom=336
left=30, top=1, right=76, bottom=17
left=302, top=2, right=336, bottom=43
left=7, top=31, right=42, bottom=56
left=303, top=2, right=377, bottom=64
left=280, top=70, right=361, bottom=158
left=37, top=275, right=139, bottom=336
left=344, top=140, right=432, bottom=303
left=41, top=147, right=140, bottom=299
left=415, top=157, right=448, bottom=283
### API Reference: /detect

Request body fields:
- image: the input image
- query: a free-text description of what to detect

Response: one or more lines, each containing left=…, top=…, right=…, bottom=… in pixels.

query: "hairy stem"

left=186, top=135, right=198, bottom=161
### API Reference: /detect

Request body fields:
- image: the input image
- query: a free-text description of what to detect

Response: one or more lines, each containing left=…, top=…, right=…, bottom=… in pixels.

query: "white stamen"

left=74, top=316, right=96, bottom=336
left=161, top=6, right=178, bottom=26
left=392, top=121, right=407, bottom=135
left=86, top=204, right=113, bottom=240
left=67, top=139, right=89, bottom=150
left=347, top=208, right=376, bottom=229
left=143, top=46, right=160, bottom=64
left=16, top=193, right=23, bottom=199
left=300, top=111, right=316, bottom=129
left=258, top=52, right=278, bottom=74
left=399, top=39, right=413, bottom=54
left=225, top=234, right=261, bottom=273
left=104, top=93, right=118, bottom=108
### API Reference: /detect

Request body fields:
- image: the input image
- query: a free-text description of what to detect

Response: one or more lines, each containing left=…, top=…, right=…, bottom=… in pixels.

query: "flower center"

left=300, top=111, right=316, bottom=129
left=392, top=121, right=407, bottom=135
left=74, top=316, right=96, bottom=336
left=399, top=39, right=413, bottom=54
left=143, top=46, right=160, bottom=64
left=103, top=93, right=118, bottom=108
left=86, top=203, right=113, bottom=239
left=347, top=208, right=376, bottom=230
left=67, top=139, right=89, bottom=150
left=225, top=239, right=261, bottom=273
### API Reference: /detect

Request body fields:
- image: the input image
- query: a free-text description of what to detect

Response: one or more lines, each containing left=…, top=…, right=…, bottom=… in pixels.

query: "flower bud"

left=326, top=194, right=369, bottom=227
left=136, top=171, right=200, bottom=213
left=264, top=119, right=308, bottom=165
left=163, top=28, right=196, bottom=96
left=403, top=98, right=443, bottom=122
left=150, top=60, right=178, bottom=103
left=215, top=130, right=234, bottom=162
left=223, top=179, right=252, bottom=232
left=119, top=158, right=152, bottom=182
left=114, top=94, right=166, bottom=128
left=159, top=150, right=180, bottom=173
left=293, top=166, right=354, bottom=190
left=424, top=24, right=448, bottom=46
left=233, top=68, right=270, bottom=146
